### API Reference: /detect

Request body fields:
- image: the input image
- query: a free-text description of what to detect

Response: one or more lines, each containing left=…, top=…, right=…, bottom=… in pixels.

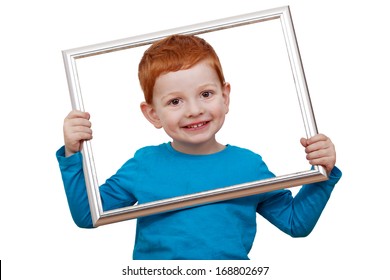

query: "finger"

left=305, top=141, right=331, bottom=154
left=305, top=136, right=334, bottom=154
left=306, top=148, right=329, bottom=161
left=307, top=155, right=335, bottom=174
left=72, top=131, right=93, bottom=141
left=300, top=137, right=308, bottom=147
left=64, top=114, right=92, bottom=133
left=66, top=110, right=90, bottom=120
left=64, top=129, right=93, bottom=147
left=306, top=133, right=328, bottom=145
left=66, top=117, right=92, bottom=128
left=69, top=125, right=93, bottom=137
left=307, top=156, right=333, bottom=170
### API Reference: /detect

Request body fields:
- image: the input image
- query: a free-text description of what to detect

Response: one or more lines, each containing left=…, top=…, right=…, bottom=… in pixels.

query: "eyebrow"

left=198, top=82, right=219, bottom=89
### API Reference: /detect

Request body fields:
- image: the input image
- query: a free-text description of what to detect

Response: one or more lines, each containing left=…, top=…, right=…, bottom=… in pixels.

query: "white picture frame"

left=62, top=6, right=327, bottom=227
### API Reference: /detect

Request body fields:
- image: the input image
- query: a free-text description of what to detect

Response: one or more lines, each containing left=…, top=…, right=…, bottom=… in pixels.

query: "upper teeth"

left=188, top=122, right=205, bottom=128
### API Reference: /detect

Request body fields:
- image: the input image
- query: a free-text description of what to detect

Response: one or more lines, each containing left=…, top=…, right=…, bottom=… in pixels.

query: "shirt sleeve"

left=56, top=146, right=138, bottom=228
left=256, top=166, right=342, bottom=237
left=98, top=157, right=139, bottom=211
left=56, top=146, right=93, bottom=228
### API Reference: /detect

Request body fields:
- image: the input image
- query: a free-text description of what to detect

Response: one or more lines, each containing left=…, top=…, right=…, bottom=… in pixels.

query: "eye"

left=168, top=98, right=181, bottom=106
left=201, top=91, right=213, bottom=98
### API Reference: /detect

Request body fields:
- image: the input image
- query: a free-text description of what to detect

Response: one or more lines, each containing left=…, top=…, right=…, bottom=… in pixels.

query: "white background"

left=1, top=0, right=389, bottom=279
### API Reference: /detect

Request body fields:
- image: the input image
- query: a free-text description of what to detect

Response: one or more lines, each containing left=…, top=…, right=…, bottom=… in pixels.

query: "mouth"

left=183, top=121, right=209, bottom=130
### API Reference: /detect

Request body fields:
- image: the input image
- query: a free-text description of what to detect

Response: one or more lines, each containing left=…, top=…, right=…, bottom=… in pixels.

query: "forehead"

left=153, top=61, right=220, bottom=96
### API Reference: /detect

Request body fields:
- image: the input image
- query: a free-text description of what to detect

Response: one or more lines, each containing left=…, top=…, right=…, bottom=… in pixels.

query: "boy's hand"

left=300, top=133, right=336, bottom=175
left=63, top=110, right=92, bottom=157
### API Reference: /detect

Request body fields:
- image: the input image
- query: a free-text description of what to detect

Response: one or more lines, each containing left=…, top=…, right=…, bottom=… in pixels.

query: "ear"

left=222, top=82, right=231, bottom=114
left=140, top=102, right=163, bottom=129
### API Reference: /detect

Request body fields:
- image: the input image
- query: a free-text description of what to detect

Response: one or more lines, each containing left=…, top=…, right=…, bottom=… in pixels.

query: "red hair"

left=138, top=34, right=225, bottom=104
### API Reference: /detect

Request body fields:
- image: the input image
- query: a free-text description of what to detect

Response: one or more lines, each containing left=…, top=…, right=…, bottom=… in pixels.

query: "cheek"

left=221, top=98, right=230, bottom=113
left=159, top=110, right=181, bottom=127
left=211, top=101, right=229, bottom=116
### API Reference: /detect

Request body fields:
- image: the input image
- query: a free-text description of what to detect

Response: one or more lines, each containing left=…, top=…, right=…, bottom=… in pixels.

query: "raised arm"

left=257, top=133, right=341, bottom=237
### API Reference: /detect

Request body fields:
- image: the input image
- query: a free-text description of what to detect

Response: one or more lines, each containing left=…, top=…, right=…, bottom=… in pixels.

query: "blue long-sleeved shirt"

left=56, top=143, right=342, bottom=260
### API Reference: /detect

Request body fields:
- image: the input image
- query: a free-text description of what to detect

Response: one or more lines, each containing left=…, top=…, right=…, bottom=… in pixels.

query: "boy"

left=57, top=35, right=342, bottom=260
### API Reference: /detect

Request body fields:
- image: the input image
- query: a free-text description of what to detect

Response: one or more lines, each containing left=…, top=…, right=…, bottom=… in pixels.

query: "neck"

left=171, top=140, right=225, bottom=155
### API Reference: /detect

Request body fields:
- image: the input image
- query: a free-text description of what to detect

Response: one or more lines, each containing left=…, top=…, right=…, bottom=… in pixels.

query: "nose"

left=185, top=99, right=204, bottom=118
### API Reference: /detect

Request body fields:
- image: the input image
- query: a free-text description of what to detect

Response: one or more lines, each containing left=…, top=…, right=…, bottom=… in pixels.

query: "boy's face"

left=141, top=60, right=230, bottom=154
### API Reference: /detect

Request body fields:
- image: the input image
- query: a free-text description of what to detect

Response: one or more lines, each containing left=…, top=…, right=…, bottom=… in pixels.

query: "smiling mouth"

left=184, top=121, right=209, bottom=129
